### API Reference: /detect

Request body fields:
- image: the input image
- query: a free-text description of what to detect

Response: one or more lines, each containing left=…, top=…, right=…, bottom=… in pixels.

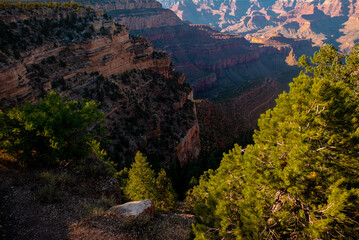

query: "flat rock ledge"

left=108, top=199, right=155, bottom=218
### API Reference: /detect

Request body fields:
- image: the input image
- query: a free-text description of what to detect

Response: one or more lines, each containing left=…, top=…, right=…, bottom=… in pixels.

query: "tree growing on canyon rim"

left=187, top=44, right=359, bottom=239
left=0, top=91, right=108, bottom=168
left=125, top=151, right=177, bottom=212
left=125, top=151, right=157, bottom=201
left=155, top=169, right=177, bottom=212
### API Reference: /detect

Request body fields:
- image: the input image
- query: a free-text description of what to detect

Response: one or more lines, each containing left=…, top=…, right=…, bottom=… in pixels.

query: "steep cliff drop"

left=79, top=0, right=317, bottom=156
left=0, top=4, right=199, bottom=167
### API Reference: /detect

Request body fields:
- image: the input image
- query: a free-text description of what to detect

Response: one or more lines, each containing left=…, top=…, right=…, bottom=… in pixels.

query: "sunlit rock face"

left=159, top=0, right=359, bottom=53
left=78, top=0, right=318, bottom=151
left=0, top=5, right=200, bottom=167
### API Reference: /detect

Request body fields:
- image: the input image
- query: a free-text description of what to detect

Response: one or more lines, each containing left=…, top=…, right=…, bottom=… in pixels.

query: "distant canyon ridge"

left=159, top=0, right=359, bottom=53
left=82, top=0, right=316, bottom=97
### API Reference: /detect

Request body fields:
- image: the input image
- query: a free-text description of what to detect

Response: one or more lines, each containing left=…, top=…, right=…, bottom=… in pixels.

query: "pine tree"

left=0, top=91, right=105, bottom=167
left=125, top=151, right=157, bottom=201
left=188, top=44, right=359, bottom=239
left=155, top=169, right=177, bottom=212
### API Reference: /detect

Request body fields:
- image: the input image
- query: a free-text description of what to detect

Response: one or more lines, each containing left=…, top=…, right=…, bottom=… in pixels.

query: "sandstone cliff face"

left=131, top=23, right=313, bottom=99
left=0, top=5, right=200, bottom=167
left=74, top=0, right=317, bottom=154
left=196, top=77, right=281, bottom=152
left=160, top=0, right=359, bottom=53
left=0, top=25, right=170, bottom=107
left=89, top=0, right=185, bottom=30
left=70, top=0, right=315, bottom=99
left=176, top=121, right=200, bottom=166
left=0, top=63, right=29, bottom=103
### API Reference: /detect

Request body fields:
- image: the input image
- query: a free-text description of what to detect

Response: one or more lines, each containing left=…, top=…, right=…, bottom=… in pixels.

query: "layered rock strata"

left=66, top=0, right=311, bottom=96
left=197, top=78, right=281, bottom=151
left=0, top=4, right=200, bottom=167
left=70, top=0, right=317, bottom=154
left=160, top=0, right=359, bottom=53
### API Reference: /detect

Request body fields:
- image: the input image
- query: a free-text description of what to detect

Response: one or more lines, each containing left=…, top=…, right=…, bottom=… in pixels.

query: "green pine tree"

left=187, top=44, right=359, bottom=239
left=0, top=91, right=106, bottom=167
left=125, top=151, right=157, bottom=201
left=155, top=169, right=177, bottom=212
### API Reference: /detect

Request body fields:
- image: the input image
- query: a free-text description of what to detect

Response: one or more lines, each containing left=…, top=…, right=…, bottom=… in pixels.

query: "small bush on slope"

left=0, top=91, right=113, bottom=171
left=187, top=44, right=359, bottom=239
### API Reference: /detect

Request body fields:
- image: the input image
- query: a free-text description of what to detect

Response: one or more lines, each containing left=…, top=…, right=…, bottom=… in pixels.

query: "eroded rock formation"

left=70, top=0, right=314, bottom=98
left=72, top=0, right=317, bottom=154
left=196, top=78, right=281, bottom=151
left=160, top=0, right=359, bottom=53
left=0, top=5, right=200, bottom=167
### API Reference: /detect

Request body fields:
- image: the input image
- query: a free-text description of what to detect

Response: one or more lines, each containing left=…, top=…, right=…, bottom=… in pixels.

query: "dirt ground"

left=0, top=163, right=194, bottom=240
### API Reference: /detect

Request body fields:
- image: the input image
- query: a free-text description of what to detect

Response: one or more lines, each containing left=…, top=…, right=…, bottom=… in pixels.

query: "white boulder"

left=108, top=199, right=155, bottom=218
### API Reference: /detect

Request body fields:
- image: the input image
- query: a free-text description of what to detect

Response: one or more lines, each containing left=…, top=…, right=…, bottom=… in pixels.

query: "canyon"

left=0, top=4, right=200, bottom=167
left=73, top=0, right=318, bottom=154
left=2, top=0, right=321, bottom=157
left=160, top=0, right=359, bottom=53
left=57, top=0, right=315, bottom=97
left=4, top=1, right=319, bottom=154
left=1, top=4, right=357, bottom=240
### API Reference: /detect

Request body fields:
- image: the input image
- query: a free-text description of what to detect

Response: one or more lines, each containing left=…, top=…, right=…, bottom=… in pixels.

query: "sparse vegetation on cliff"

left=0, top=2, right=198, bottom=170
left=0, top=1, right=84, bottom=10
left=0, top=2, right=123, bottom=67
left=0, top=2, right=200, bottom=239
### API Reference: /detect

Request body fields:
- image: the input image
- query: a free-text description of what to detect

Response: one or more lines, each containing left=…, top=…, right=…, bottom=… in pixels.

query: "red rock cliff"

left=0, top=5, right=200, bottom=167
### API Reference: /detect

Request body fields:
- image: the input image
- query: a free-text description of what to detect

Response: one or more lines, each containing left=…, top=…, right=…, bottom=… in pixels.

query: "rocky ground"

left=69, top=212, right=194, bottom=240
left=0, top=161, right=194, bottom=240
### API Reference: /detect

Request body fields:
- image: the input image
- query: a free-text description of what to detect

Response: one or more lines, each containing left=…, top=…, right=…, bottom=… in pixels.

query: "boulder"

left=108, top=199, right=155, bottom=218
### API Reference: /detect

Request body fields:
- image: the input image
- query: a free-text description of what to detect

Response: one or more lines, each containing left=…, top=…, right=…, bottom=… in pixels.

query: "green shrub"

left=155, top=169, right=177, bottom=212
left=0, top=91, right=106, bottom=167
left=124, top=151, right=177, bottom=212
left=125, top=151, right=157, bottom=201
left=37, top=170, right=74, bottom=203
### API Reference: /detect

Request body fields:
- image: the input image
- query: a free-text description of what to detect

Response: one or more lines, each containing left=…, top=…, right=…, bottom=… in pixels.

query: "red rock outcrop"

left=0, top=63, right=29, bottom=102
left=68, top=33, right=171, bottom=78
left=0, top=4, right=200, bottom=167
left=0, top=29, right=171, bottom=106
left=159, top=0, right=359, bottom=53
left=72, top=0, right=316, bottom=100
left=129, top=23, right=312, bottom=99
left=89, top=0, right=185, bottom=30
left=61, top=1, right=317, bottom=158
left=176, top=120, right=200, bottom=166
left=196, top=77, right=281, bottom=151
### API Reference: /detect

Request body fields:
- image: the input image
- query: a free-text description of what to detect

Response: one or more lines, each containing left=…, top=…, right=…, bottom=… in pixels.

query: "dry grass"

left=69, top=212, right=194, bottom=240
